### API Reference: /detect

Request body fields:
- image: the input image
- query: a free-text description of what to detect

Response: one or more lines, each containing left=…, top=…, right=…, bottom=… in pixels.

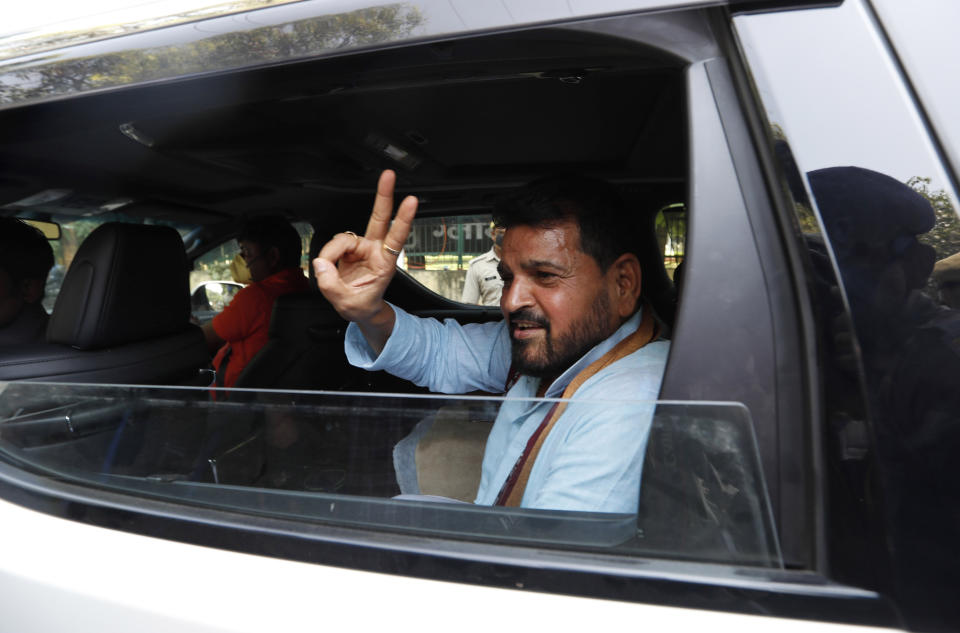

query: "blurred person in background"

left=0, top=217, right=54, bottom=345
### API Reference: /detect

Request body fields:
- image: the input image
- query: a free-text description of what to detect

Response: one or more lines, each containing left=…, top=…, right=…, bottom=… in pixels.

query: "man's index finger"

left=365, top=170, right=397, bottom=241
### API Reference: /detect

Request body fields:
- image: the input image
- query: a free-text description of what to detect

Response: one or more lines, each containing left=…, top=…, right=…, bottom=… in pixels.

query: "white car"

left=0, top=0, right=957, bottom=630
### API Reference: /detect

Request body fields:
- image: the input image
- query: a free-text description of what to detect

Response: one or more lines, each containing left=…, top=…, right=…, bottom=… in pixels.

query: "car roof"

left=0, top=26, right=687, bottom=232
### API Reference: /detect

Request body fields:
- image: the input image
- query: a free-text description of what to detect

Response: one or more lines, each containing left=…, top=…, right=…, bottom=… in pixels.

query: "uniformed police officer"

left=932, top=251, right=960, bottom=309
left=461, top=224, right=505, bottom=306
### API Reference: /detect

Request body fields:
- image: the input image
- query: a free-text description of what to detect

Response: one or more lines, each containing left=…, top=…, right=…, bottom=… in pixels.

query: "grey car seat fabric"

left=0, top=222, right=207, bottom=383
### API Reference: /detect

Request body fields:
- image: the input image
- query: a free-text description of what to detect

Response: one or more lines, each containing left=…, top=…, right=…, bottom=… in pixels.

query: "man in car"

left=0, top=217, right=54, bottom=345
left=202, top=215, right=310, bottom=388
left=314, top=170, right=668, bottom=512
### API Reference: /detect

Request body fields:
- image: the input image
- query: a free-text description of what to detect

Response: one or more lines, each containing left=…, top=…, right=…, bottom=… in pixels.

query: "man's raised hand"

left=312, top=170, right=417, bottom=334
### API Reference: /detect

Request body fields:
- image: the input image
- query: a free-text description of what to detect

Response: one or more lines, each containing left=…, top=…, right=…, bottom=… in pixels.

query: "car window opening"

left=0, top=19, right=790, bottom=575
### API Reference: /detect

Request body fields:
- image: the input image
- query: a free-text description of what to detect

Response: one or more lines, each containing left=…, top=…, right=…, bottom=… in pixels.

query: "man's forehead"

left=501, top=221, right=582, bottom=267
left=504, top=220, right=579, bottom=245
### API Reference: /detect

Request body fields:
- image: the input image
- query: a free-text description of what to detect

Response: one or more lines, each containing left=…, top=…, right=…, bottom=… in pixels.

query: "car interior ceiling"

left=0, top=26, right=687, bottom=391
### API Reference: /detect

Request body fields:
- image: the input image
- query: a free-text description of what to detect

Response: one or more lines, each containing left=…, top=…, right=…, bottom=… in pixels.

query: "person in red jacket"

left=202, top=216, right=309, bottom=388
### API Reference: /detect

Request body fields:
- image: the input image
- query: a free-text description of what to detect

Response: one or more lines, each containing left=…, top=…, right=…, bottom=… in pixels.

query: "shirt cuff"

left=344, top=302, right=409, bottom=370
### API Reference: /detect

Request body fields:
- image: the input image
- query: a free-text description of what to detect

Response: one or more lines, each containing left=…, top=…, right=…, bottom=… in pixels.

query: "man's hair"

left=238, top=215, right=302, bottom=269
left=492, top=174, right=635, bottom=270
left=0, top=217, right=54, bottom=285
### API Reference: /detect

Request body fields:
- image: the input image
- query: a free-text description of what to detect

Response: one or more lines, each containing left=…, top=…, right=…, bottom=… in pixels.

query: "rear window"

left=399, top=213, right=499, bottom=305
left=7, top=211, right=199, bottom=313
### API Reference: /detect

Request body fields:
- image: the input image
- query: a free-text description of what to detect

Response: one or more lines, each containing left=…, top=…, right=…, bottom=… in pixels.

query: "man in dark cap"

left=809, top=166, right=960, bottom=627
left=809, top=166, right=938, bottom=345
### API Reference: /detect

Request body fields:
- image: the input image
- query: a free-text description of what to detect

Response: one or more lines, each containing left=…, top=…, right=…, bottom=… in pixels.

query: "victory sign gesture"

left=313, top=170, right=418, bottom=353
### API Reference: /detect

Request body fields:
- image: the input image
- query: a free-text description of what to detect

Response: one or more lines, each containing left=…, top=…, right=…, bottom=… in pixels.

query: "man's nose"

left=500, top=276, right=534, bottom=314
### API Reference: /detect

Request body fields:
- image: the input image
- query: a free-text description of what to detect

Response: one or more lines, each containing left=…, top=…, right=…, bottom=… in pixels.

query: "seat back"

left=233, top=291, right=363, bottom=390
left=235, top=229, right=366, bottom=391
left=0, top=222, right=207, bottom=384
left=48, top=222, right=192, bottom=348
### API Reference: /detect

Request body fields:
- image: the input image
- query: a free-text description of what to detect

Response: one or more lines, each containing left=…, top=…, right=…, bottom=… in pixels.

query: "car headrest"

left=48, top=222, right=191, bottom=350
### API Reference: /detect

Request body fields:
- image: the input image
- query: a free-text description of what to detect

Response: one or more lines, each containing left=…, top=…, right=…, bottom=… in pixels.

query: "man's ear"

left=19, top=278, right=44, bottom=304
left=609, top=253, right=642, bottom=318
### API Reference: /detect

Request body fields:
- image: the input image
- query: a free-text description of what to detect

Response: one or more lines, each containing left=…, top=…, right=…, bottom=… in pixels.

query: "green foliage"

left=194, top=240, right=238, bottom=283
left=654, top=204, right=685, bottom=260
left=1, top=4, right=424, bottom=104
left=908, top=176, right=960, bottom=261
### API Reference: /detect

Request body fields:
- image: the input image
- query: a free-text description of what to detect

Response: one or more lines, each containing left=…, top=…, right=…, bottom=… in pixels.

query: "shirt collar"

left=540, top=307, right=644, bottom=398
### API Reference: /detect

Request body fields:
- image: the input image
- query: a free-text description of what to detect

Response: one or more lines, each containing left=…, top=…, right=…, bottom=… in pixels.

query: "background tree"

left=908, top=176, right=960, bottom=261
left=1, top=4, right=424, bottom=105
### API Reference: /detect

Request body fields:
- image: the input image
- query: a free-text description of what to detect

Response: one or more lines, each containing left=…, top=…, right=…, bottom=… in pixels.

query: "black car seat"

left=232, top=230, right=365, bottom=391
left=232, top=290, right=362, bottom=390
left=0, top=222, right=208, bottom=383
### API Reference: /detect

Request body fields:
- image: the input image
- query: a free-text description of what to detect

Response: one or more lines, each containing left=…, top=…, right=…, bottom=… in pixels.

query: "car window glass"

left=736, top=0, right=960, bottom=619
left=398, top=213, right=499, bottom=305
left=0, top=382, right=780, bottom=568
left=870, top=0, right=960, bottom=189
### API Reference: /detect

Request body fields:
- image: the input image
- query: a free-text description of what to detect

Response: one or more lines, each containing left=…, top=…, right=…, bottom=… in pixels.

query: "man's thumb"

left=313, top=257, right=339, bottom=293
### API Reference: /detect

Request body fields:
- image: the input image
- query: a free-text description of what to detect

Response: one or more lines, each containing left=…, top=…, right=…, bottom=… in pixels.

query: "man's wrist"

left=356, top=301, right=396, bottom=356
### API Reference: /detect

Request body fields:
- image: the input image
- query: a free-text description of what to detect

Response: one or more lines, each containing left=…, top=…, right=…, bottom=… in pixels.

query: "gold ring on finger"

left=344, top=231, right=359, bottom=242
left=382, top=243, right=401, bottom=257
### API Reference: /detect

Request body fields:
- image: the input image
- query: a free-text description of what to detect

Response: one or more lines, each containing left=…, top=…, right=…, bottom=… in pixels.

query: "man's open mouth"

left=512, top=321, right=542, bottom=329
left=509, top=315, right=548, bottom=340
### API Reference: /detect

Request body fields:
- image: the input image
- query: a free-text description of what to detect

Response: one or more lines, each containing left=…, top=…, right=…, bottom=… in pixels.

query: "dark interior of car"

left=0, top=27, right=688, bottom=385
left=0, top=29, right=685, bottom=217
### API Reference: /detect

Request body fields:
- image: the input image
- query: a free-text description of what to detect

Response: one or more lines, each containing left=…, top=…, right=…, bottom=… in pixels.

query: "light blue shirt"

left=345, top=304, right=669, bottom=513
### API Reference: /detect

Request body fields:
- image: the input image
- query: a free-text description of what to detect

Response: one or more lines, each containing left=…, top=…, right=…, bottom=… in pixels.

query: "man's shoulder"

left=576, top=340, right=670, bottom=394
left=221, top=281, right=271, bottom=318
left=620, top=339, right=670, bottom=373
left=552, top=342, right=667, bottom=441
left=469, top=250, right=498, bottom=266
left=234, top=281, right=268, bottom=303
left=260, top=268, right=310, bottom=295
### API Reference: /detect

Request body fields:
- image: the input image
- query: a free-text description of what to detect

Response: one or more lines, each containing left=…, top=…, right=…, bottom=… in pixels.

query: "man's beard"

left=509, top=290, right=614, bottom=380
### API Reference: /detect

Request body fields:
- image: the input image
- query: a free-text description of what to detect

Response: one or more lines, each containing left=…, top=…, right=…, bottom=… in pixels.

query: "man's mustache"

left=507, top=309, right=549, bottom=331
